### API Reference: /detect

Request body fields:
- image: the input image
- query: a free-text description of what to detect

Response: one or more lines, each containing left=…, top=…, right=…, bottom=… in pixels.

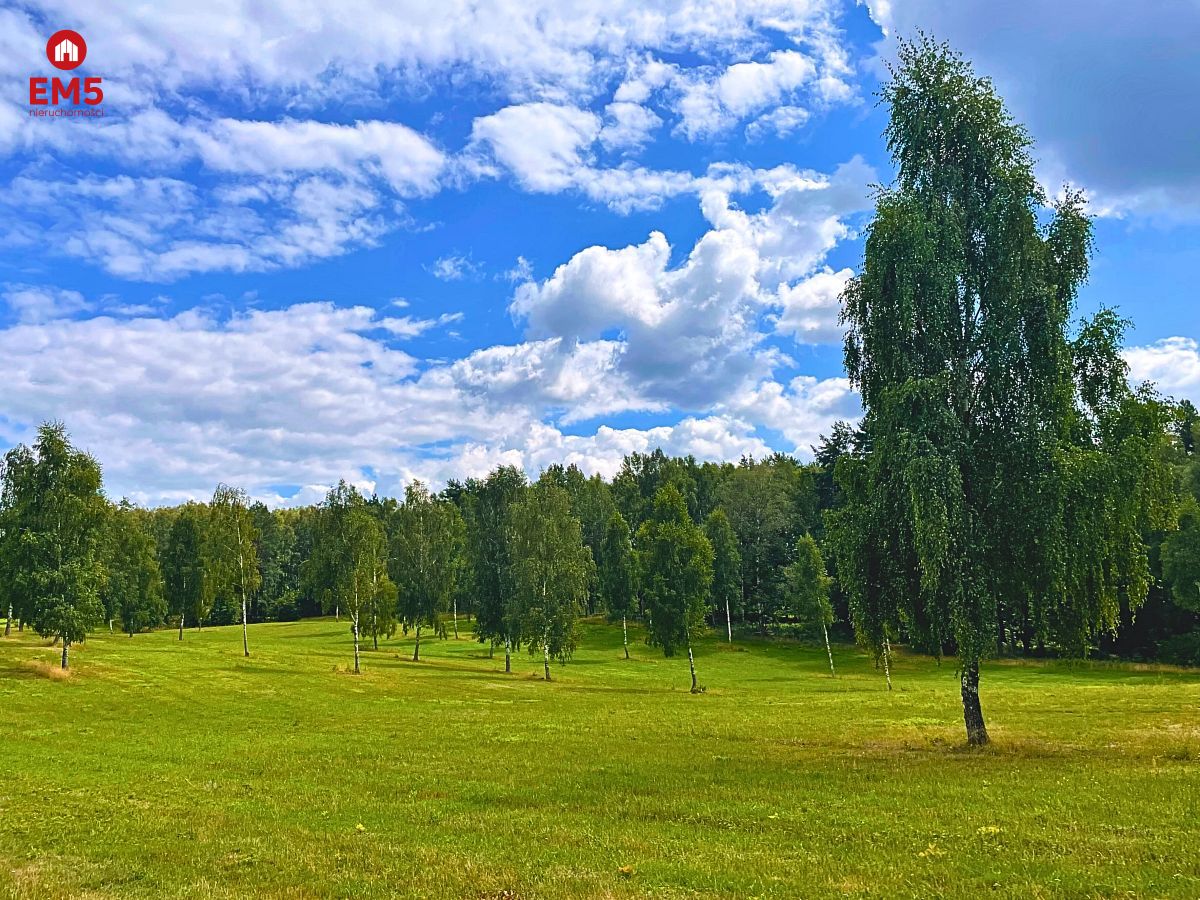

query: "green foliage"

left=782, top=534, right=833, bottom=636
left=164, top=503, right=212, bottom=630
left=464, top=466, right=527, bottom=652
left=207, top=484, right=261, bottom=626
left=636, top=485, right=713, bottom=657
left=390, top=481, right=466, bottom=646
left=831, top=36, right=1175, bottom=711
left=1163, top=498, right=1200, bottom=613
left=104, top=501, right=167, bottom=635
left=0, top=423, right=108, bottom=660
left=507, top=483, right=592, bottom=669
left=704, top=508, right=741, bottom=622
left=599, top=511, right=637, bottom=623
left=718, top=457, right=809, bottom=629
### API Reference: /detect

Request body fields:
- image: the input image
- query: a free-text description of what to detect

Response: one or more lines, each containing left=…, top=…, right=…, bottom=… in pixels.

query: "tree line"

left=2, top=40, right=1199, bottom=745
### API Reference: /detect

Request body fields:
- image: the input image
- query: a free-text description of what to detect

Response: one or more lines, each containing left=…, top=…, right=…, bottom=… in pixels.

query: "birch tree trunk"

left=352, top=614, right=361, bottom=675
left=961, top=660, right=989, bottom=745
left=108, top=619, right=113, bottom=634
left=60, top=636, right=69, bottom=670
left=823, top=624, right=835, bottom=676
left=543, top=637, right=551, bottom=682
left=4, top=604, right=10, bottom=636
left=882, top=636, right=893, bottom=691
left=238, top=530, right=250, bottom=658
left=622, top=614, right=629, bottom=660
left=178, top=611, right=184, bottom=641
left=725, top=598, right=732, bottom=642
left=504, top=637, right=511, bottom=673
left=413, top=623, right=421, bottom=662
left=241, top=597, right=249, bottom=657
left=687, top=642, right=698, bottom=693
left=452, top=597, right=459, bottom=639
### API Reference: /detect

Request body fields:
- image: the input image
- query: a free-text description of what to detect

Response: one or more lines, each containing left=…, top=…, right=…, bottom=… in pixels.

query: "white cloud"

left=773, top=267, right=852, bottom=343
left=1124, top=337, right=1200, bottom=400
left=469, top=103, right=601, bottom=193
left=0, top=292, right=853, bottom=504
left=509, top=156, right=873, bottom=411
left=677, top=50, right=818, bottom=139
left=2, top=284, right=92, bottom=323
left=429, top=255, right=482, bottom=282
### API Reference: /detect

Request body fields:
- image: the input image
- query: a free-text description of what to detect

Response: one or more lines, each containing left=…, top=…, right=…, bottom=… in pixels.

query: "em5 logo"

left=29, top=29, right=104, bottom=110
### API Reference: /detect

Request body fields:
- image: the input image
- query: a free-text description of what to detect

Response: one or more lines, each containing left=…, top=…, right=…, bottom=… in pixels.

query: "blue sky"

left=0, top=0, right=1196, bottom=505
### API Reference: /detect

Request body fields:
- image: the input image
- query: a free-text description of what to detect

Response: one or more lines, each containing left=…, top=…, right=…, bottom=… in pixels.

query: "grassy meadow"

left=1, top=618, right=1198, bottom=899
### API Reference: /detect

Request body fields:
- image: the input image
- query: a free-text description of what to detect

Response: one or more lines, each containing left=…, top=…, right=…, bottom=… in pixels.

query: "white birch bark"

left=883, top=636, right=893, bottom=691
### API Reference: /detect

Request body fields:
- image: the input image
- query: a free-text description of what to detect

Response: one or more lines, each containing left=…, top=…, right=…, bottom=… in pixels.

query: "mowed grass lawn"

left=1, top=618, right=1198, bottom=899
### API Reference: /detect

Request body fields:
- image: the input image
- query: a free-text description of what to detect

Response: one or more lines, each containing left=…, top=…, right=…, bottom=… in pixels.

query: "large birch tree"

left=829, top=37, right=1175, bottom=744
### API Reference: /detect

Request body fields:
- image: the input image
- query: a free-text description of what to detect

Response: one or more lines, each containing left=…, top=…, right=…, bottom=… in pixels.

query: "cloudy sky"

left=1, top=1, right=1197, bottom=506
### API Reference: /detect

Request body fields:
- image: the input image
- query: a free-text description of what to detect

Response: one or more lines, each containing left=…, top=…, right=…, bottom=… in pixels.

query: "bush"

left=1157, top=630, right=1200, bottom=667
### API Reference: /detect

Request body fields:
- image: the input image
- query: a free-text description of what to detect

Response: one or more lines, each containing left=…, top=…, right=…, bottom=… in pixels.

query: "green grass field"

left=1, top=619, right=1198, bottom=899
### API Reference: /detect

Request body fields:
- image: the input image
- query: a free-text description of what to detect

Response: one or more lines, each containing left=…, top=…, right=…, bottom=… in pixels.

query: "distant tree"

left=391, top=481, right=466, bottom=660
left=0, top=423, right=108, bottom=669
left=467, top=466, right=527, bottom=672
left=599, top=511, right=637, bottom=659
left=507, top=484, right=591, bottom=680
left=307, top=482, right=394, bottom=673
left=783, top=534, right=836, bottom=675
left=208, top=484, right=261, bottom=657
left=1177, top=399, right=1197, bottom=457
left=718, top=460, right=797, bottom=632
left=251, top=503, right=301, bottom=620
left=637, top=485, right=714, bottom=693
left=541, top=464, right=616, bottom=613
left=1163, top=499, right=1200, bottom=613
left=831, top=38, right=1175, bottom=743
left=105, top=501, right=167, bottom=637
left=164, top=503, right=212, bottom=639
left=704, top=509, right=741, bottom=642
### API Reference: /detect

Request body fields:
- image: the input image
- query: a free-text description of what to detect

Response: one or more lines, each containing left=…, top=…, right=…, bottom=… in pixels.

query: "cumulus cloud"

left=1124, top=337, right=1200, bottom=400
left=0, top=292, right=853, bottom=504
left=509, top=155, right=873, bottom=411
left=0, top=173, right=388, bottom=280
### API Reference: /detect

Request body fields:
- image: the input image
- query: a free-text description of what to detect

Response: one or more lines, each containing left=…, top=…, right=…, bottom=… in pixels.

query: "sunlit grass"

left=2, top=617, right=1198, bottom=898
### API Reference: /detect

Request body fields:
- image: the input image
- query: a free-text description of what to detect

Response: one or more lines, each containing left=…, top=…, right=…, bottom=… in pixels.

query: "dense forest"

left=3, top=41, right=1199, bottom=747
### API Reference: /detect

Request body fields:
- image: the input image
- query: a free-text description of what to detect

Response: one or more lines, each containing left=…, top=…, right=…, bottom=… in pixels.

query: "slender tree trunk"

left=453, top=597, right=459, bottom=639
left=241, top=597, right=249, bottom=658
left=504, top=637, right=511, bottom=673
left=725, top=598, right=732, bottom=642
left=178, top=611, right=184, bottom=641
left=352, top=613, right=361, bottom=674
left=687, top=642, right=699, bottom=693
left=823, top=624, right=835, bottom=675
left=5, top=604, right=11, bottom=636
left=961, top=660, right=989, bottom=745
left=882, top=637, right=893, bottom=691
left=413, top=623, right=421, bottom=662
left=543, top=638, right=551, bottom=682
left=60, top=636, right=69, bottom=670
left=622, top=614, right=629, bottom=659
left=108, top=618, right=113, bottom=634
left=335, top=604, right=339, bottom=622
